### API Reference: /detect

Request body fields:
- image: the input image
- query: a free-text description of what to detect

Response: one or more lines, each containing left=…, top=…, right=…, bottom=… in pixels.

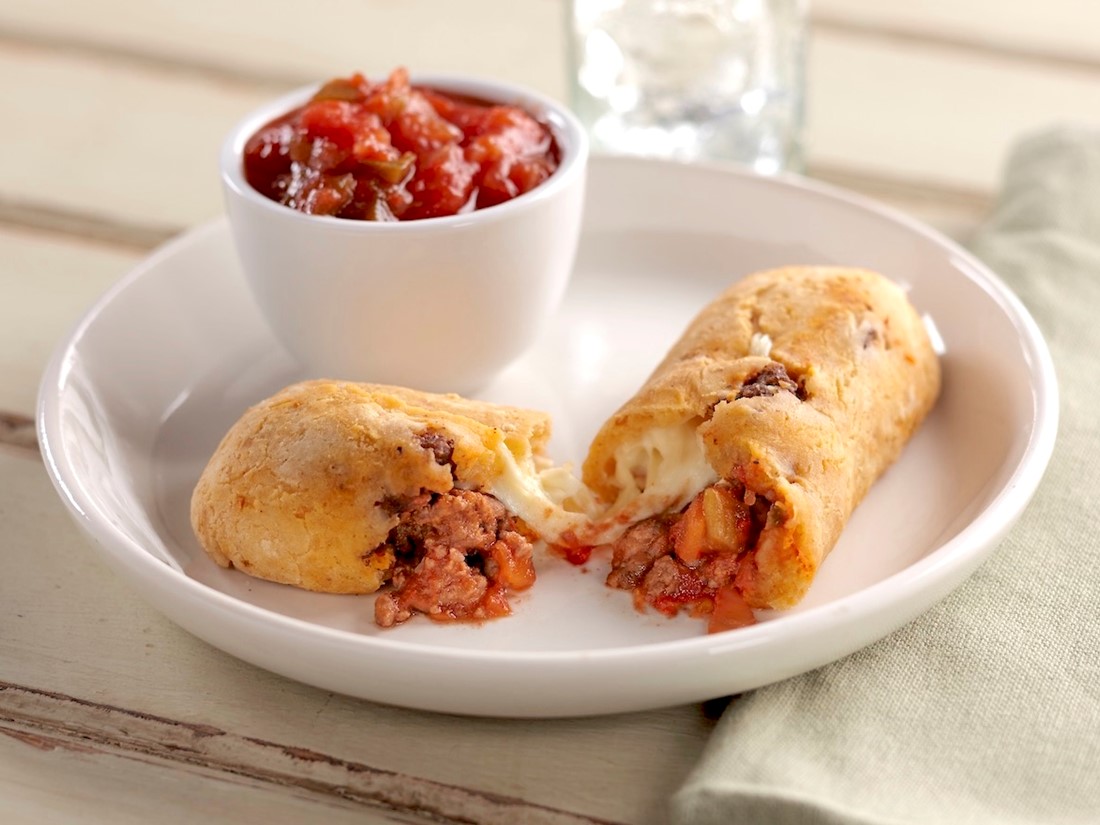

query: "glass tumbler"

left=567, top=0, right=808, bottom=173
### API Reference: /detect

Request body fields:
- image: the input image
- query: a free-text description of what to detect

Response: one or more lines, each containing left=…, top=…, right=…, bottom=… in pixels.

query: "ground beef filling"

left=371, top=489, right=536, bottom=628
left=604, top=481, right=769, bottom=633
left=737, top=362, right=801, bottom=400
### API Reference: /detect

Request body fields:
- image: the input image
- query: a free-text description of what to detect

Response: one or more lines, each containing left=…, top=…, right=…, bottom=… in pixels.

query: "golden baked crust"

left=583, top=266, right=941, bottom=609
left=190, top=379, right=551, bottom=594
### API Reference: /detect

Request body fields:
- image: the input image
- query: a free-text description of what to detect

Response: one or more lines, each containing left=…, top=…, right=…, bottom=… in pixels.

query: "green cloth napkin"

left=671, top=128, right=1100, bottom=825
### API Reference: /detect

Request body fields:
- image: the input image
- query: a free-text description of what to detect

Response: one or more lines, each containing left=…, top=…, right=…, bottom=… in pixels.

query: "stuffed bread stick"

left=580, top=266, right=941, bottom=632
left=191, top=380, right=594, bottom=627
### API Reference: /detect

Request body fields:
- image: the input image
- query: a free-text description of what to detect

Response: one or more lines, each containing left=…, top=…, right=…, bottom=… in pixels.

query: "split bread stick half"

left=192, top=267, right=938, bottom=633
left=579, top=266, right=941, bottom=632
left=191, top=380, right=595, bottom=627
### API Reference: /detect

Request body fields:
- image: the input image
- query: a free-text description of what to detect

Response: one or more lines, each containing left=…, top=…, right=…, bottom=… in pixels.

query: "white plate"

left=38, top=157, right=1057, bottom=718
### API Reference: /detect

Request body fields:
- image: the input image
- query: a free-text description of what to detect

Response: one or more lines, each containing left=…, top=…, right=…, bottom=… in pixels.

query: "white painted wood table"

left=2, top=2, right=1097, bottom=822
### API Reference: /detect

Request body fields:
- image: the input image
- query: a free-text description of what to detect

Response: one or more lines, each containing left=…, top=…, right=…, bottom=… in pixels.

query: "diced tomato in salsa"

left=243, top=69, right=559, bottom=221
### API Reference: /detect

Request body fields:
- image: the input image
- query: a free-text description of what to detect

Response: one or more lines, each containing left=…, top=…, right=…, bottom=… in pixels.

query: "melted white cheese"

left=749, top=332, right=773, bottom=357
left=592, top=422, right=717, bottom=543
left=486, top=445, right=598, bottom=543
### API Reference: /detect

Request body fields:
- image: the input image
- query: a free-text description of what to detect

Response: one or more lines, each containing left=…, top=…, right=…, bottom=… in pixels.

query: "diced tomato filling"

left=669, top=495, right=708, bottom=564
left=243, top=69, right=559, bottom=221
left=490, top=540, right=538, bottom=590
left=709, top=585, right=757, bottom=633
left=603, top=480, right=772, bottom=633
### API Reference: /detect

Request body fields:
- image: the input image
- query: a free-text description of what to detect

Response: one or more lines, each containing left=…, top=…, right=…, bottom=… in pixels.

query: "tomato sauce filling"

left=243, top=69, right=560, bottom=221
left=602, top=481, right=772, bottom=633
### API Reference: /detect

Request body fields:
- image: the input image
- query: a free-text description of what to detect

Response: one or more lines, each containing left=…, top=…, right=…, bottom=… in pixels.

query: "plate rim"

left=36, top=156, right=1060, bottom=669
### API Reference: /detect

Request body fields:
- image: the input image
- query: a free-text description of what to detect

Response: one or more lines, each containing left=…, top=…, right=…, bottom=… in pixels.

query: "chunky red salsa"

left=243, top=69, right=560, bottom=221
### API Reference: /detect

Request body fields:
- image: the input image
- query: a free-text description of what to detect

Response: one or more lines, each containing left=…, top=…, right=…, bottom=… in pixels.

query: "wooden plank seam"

left=0, top=412, right=38, bottom=454
left=0, top=194, right=180, bottom=252
left=0, top=682, right=620, bottom=825
left=812, top=12, right=1100, bottom=77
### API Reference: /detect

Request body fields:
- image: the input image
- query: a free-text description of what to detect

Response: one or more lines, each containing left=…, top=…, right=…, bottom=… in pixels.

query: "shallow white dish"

left=38, top=156, right=1057, bottom=718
